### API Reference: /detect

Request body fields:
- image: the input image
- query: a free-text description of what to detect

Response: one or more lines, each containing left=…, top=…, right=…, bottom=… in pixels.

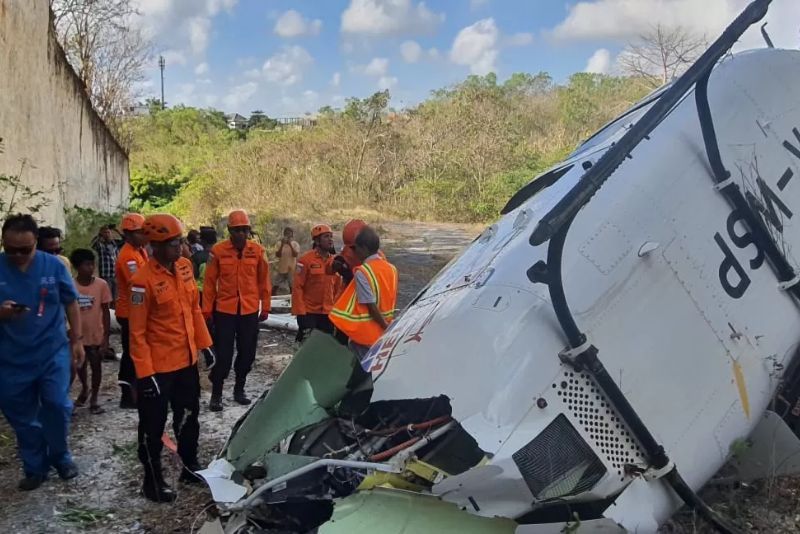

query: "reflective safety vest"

left=330, top=256, right=398, bottom=347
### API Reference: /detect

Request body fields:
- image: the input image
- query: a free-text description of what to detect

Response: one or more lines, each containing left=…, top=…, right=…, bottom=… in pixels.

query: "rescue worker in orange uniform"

left=202, top=210, right=270, bottom=411
left=330, top=219, right=366, bottom=286
left=115, top=213, right=149, bottom=409
left=330, top=226, right=398, bottom=363
left=129, top=214, right=213, bottom=503
left=292, top=224, right=341, bottom=342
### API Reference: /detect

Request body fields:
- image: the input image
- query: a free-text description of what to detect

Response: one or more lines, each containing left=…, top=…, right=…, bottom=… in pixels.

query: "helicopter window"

left=500, top=164, right=575, bottom=215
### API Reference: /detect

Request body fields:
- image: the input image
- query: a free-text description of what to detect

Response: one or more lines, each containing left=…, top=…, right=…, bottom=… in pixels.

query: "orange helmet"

left=228, top=209, right=251, bottom=228
left=120, top=213, right=145, bottom=232
left=142, top=214, right=184, bottom=242
left=342, top=219, right=367, bottom=246
left=311, top=224, right=333, bottom=238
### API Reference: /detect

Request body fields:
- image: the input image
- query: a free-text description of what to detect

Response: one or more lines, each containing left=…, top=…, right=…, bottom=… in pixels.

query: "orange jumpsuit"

left=201, top=239, right=271, bottom=393
left=128, top=256, right=211, bottom=471
left=292, top=249, right=341, bottom=341
left=114, top=242, right=148, bottom=389
left=128, top=257, right=212, bottom=378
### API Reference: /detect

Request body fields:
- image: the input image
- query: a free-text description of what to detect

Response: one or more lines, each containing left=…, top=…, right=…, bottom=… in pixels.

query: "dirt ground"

left=1, top=220, right=799, bottom=533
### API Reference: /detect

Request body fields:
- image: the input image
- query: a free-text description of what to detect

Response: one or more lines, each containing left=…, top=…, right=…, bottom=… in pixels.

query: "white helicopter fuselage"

left=362, top=47, right=800, bottom=530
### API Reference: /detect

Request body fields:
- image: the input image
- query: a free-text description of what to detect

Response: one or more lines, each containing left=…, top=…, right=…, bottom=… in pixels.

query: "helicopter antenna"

left=761, top=22, right=775, bottom=47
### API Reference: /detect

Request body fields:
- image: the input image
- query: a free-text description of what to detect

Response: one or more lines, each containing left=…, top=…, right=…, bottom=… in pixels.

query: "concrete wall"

left=0, top=0, right=129, bottom=230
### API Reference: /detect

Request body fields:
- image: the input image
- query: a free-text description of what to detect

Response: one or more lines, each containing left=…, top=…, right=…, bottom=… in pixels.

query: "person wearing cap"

left=128, top=214, right=213, bottom=502
left=292, top=224, right=341, bottom=342
left=330, top=226, right=398, bottom=362
left=329, top=219, right=366, bottom=287
left=114, top=213, right=149, bottom=409
left=202, top=210, right=270, bottom=411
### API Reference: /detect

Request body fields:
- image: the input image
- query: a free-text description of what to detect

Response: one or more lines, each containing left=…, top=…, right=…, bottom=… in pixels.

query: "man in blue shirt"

left=0, top=214, right=85, bottom=491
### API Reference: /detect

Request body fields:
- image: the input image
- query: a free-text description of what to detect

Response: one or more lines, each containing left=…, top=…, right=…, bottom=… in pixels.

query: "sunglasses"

left=4, top=245, right=34, bottom=256
left=165, top=238, right=183, bottom=248
left=229, top=227, right=249, bottom=234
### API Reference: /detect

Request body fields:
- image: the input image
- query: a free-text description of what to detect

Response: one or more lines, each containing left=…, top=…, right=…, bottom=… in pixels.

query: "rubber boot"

left=233, top=376, right=251, bottom=405
left=179, top=461, right=203, bottom=484
left=208, top=388, right=222, bottom=412
left=142, top=463, right=176, bottom=503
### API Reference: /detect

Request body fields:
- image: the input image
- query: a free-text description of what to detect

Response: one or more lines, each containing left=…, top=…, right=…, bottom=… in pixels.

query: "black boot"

left=142, top=464, right=176, bottom=503
left=179, top=461, right=203, bottom=484
left=233, top=377, right=251, bottom=405
left=119, top=384, right=137, bottom=410
left=209, top=393, right=223, bottom=412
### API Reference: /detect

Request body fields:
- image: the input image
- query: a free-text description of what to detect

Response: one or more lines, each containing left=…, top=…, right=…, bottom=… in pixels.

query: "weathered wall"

left=0, top=0, right=129, bottom=229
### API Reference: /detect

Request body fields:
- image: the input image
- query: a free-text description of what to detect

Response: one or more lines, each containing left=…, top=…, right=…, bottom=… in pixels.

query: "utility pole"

left=159, top=55, right=166, bottom=110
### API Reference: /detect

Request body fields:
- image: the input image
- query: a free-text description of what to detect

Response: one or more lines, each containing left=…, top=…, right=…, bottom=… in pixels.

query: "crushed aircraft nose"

left=207, top=332, right=488, bottom=532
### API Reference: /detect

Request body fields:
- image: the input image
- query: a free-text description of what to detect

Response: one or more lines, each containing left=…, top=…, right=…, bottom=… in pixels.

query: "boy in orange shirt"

left=70, top=249, right=112, bottom=414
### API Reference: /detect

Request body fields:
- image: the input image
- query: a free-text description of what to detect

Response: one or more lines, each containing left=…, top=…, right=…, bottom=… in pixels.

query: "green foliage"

left=0, top=161, right=51, bottom=220
left=62, top=207, right=122, bottom=255
left=248, top=110, right=277, bottom=130
left=126, top=72, right=650, bottom=224
left=121, top=105, right=236, bottom=213
left=129, top=165, right=191, bottom=211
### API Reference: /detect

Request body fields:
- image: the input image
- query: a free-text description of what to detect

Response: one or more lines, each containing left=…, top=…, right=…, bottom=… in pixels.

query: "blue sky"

left=134, top=0, right=800, bottom=117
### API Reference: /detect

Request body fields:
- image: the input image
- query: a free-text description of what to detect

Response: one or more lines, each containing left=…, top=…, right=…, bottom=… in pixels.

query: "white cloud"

left=363, top=57, right=389, bottom=76
left=378, top=76, right=398, bottom=90
left=223, top=81, right=258, bottom=110
left=188, top=16, right=211, bottom=55
left=400, top=40, right=422, bottom=63
left=195, top=62, right=209, bottom=75
left=549, top=0, right=800, bottom=50
left=341, top=0, right=444, bottom=36
left=161, top=49, right=187, bottom=65
left=450, top=18, right=499, bottom=75
left=244, top=68, right=261, bottom=79
left=274, top=9, right=323, bottom=37
left=584, top=48, right=612, bottom=74
left=174, top=82, right=196, bottom=104
left=506, top=32, right=533, bottom=47
left=136, top=0, right=239, bottom=56
left=197, top=78, right=213, bottom=84
left=428, top=47, right=440, bottom=60
left=262, top=46, right=314, bottom=86
left=331, top=72, right=342, bottom=87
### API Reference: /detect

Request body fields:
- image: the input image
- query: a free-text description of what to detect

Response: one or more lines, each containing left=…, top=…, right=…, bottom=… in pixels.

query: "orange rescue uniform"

left=128, top=257, right=212, bottom=378
left=292, top=249, right=342, bottom=316
left=330, top=256, right=398, bottom=347
left=115, top=243, right=148, bottom=318
left=202, top=240, right=271, bottom=316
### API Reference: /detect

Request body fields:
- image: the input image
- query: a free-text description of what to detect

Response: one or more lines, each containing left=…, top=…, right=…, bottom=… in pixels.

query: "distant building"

left=225, top=113, right=248, bottom=130
left=274, top=117, right=317, bottom=130
left=124, top=103, right=150, bottom=117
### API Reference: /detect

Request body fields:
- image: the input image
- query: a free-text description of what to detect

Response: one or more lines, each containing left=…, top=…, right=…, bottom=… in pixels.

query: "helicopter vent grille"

left=512, top=414, right=606, bottom=500
left=554, top=371, right=646, bottom=481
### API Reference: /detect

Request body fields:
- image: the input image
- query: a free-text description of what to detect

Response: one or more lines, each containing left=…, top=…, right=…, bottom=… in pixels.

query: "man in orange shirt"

left=129, top=214, right=213, bottom=503
left=292, top=224, right=341, bottom=342
left=330, top=227, right=398, bottom=363
left=202, top=210, right=270, bottom=411
left=115, top=213, right=149, bottom=409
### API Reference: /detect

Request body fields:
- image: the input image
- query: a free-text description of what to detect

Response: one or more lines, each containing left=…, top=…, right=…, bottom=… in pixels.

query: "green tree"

left=248, top=110, right=277, bottom=130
